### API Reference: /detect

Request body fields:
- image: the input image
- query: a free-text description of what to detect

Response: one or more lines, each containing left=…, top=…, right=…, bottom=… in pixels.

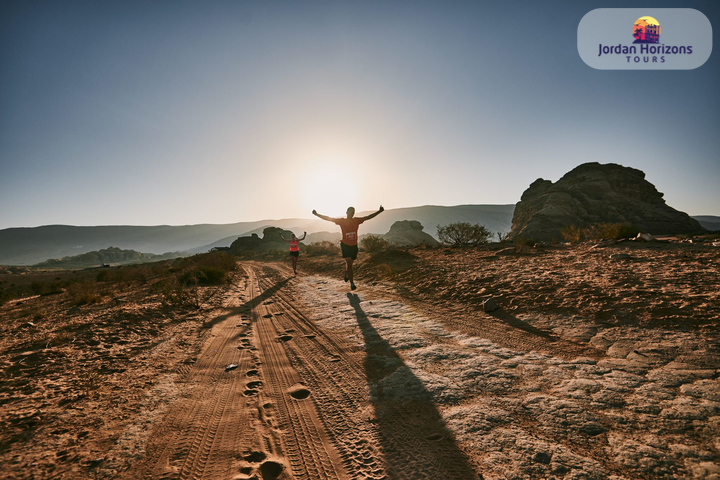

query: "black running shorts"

left=341, top=243, right=358, bottom=260
left=289, top=251, right=299, bottom=257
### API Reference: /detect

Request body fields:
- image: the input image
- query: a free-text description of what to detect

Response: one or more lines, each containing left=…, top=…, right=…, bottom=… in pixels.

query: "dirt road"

left=121, top=261, right=719, bottom=479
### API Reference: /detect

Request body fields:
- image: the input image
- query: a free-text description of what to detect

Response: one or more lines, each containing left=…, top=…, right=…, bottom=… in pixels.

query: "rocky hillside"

left=511, top=163, right=705, bottom=241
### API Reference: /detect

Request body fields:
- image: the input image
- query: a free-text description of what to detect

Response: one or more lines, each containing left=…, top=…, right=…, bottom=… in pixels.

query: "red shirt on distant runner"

left=334, top=217, right=364, bottom=246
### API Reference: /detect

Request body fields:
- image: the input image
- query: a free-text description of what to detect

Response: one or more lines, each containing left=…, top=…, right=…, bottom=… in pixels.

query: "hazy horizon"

left=2, top=1, right=719, bottom=230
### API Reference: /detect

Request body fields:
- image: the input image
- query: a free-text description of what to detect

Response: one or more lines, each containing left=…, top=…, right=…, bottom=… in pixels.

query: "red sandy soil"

left=1, top=241, right=719, bottom=479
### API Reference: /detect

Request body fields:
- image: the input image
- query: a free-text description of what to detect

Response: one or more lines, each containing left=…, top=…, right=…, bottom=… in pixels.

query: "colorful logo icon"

left=633, top=16, right=661, bottom=44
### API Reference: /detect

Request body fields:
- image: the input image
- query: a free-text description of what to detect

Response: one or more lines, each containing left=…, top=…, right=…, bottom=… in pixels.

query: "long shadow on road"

left=347, top=293, right=479, bottom=479
left=204, top=277, right=290, bottom=331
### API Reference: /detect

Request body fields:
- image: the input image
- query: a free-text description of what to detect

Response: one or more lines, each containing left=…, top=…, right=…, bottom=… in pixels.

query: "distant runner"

left=312, top=206, right=384, bottom=290
left=279, top=231, right=306, bottom=275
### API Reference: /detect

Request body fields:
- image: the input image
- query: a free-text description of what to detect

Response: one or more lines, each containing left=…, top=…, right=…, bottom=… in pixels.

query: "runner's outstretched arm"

left=279, top=233, right=290, bottom=242
left=359, top=205, right=385, bottom=222
left=312, top=210, right=338, bottom=223
left=299, top=231, right=307, bottom=241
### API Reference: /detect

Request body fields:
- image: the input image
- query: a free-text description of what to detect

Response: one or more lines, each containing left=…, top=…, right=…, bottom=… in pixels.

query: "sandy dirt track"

left=2, top=245, right=719, bottom=479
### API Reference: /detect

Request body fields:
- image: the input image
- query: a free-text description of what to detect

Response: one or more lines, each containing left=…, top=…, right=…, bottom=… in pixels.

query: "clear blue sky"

left=1, top=0, right=718, bottom=228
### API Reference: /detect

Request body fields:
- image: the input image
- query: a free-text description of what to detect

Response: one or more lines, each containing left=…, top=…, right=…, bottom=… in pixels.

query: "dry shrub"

left=584, top=222, right=639, bottom=241
left=67, top=282, right=102, bottom=306
left=561, top=225, right=584, bottom=243
left=360, top=235, right=390, bottom=253
left=305, top=241, right=340, bottom=256
left=174, top=252, right=236, bottom=285
left=437, top=223, right=491, bottom=246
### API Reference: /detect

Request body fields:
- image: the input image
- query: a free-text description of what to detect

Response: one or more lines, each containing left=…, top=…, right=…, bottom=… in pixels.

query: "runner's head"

left=291, top=233, right=297, bottom=240
left=346, top=206, right=355, bottom=218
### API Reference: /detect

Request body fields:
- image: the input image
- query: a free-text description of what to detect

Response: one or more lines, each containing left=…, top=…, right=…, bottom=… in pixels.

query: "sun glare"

left=301, top=165, right=359, bottom=217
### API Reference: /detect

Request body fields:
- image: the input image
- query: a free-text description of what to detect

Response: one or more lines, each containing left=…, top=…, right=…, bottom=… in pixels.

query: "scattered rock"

left=225, top=364, right=238, bottom=372
left=609, top=253, right=631, bottom=261
left=532, top=451, right=552, bottom=464
left=482, top=297, right=499, bottom=312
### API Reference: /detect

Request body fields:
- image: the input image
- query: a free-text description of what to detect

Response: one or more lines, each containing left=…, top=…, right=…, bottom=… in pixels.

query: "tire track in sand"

left=126, top=266, right=346, bottom=480
left=251, top=262, right=480, bottom=479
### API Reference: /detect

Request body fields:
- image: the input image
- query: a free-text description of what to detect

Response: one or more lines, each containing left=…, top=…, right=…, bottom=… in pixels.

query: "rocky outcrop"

left=511, top=163, right=704, bottom=241
left=383, top=220, right=439, bottom=247
left=229, top=227, right=299, bottom=254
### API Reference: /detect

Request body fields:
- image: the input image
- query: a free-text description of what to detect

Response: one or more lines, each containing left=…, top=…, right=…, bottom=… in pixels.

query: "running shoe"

left=344, top=268, right=348, bottom=282
left=350, top=281, right=357, bottom=290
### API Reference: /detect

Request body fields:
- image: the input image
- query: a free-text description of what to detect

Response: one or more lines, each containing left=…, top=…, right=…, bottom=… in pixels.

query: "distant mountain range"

left=1, top=205, right=715, bottom=266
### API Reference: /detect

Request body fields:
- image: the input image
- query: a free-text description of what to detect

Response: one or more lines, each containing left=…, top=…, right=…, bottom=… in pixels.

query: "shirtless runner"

left=312, top=206, right=384, bottom=290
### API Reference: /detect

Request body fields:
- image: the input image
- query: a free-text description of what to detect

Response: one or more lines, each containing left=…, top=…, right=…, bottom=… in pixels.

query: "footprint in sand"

left=288, top=384, right=310, bottom=399
left=243, top=451, right=266, bottom=463
left=260, top=461, right=283, bottom=479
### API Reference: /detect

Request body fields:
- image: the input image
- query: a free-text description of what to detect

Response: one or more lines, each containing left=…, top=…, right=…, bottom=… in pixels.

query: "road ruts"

left=246, top=265, right=347, bottom=480
left=121, top=273, right=288, bottom=480
left=250, top=263, right=480, bottom=480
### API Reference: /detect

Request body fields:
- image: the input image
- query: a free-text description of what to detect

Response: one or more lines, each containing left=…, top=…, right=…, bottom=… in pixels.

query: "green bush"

left=437, top=222, right=491, bottom=246
left=360, top=235, right=390, bottom=253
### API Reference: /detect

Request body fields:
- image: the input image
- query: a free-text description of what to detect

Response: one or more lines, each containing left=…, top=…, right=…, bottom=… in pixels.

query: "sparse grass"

left=67, top=282, right=103, bottom=306
left=583, top=222, right=639, bottom=241
left=513, top=236, right=536, bottom=251
left=561, top=225, right=584, bottom=243
left=305, top=241, right=340, bottom=256
left=560, top=222, right=640, bottom=243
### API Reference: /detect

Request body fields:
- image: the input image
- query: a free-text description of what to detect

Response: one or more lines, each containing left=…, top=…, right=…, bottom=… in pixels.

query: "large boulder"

left=511, top=163, right=704, bottom=242
left=383, top=220, right=439, bottom=247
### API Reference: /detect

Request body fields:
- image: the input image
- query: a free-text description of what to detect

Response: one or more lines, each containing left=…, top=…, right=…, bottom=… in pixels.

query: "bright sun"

left=301, top=165, right=360, bottom=217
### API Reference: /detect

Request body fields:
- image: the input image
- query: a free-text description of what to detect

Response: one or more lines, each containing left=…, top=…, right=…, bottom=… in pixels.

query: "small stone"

left=635, top=233, right=655, bottom=242
left=482, top=297, right=499, bottom=312
left=225, top=364, right=238, bottom=372
left=532, top=452, right=552, bottom=464
left=610, top=253, right=632, bottom=261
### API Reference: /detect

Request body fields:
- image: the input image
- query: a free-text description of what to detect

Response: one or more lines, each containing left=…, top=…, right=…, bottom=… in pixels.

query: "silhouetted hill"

left=0, top=205, right=514, bottom=264
left=692, top=216, right=720, bottom=232
left=33, top=247, right=183, bottom=269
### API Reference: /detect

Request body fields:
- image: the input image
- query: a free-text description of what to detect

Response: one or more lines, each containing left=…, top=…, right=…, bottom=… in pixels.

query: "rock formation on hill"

left=229, top=227, right=299, bottom=254
left=511, top=163, right=704, bottom=241
left=383, top=220, right=439, bottom=247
